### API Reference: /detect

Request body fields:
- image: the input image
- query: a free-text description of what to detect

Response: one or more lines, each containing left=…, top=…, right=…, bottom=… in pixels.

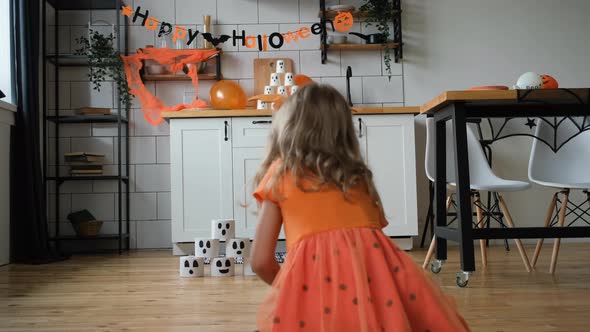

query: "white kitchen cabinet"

left=170, top=118, right=233, bottom=246
left=357, top=114, right=418, bottom=238
left=169, top=113, right=417, bottom=254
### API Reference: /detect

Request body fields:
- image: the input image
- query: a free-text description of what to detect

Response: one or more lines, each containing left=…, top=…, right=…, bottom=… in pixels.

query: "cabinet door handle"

left=252, top=120, right=272, bottom=124
left=224, top=121, right=229, bottom=141
left=358, top=118, right=363, bottom=138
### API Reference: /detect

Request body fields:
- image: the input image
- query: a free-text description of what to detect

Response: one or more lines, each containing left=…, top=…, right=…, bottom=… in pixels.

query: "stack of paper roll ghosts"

left=179, top=219, right=255, bottom=278
left=257, top=59, right=299, bottom=110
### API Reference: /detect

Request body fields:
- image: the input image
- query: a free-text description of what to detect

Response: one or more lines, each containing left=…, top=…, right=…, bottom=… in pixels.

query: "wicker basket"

left=72, top=220, right=103, bottom=237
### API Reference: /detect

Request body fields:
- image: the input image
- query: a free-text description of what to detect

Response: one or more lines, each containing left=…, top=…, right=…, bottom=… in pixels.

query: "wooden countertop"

left=420, top=88, right=590, bottom=114
left=162, top=106, right=420, bottom=119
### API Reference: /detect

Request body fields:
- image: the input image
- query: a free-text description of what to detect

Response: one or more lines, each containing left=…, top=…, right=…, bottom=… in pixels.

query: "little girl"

left=249, top=84, right=469, bottom=332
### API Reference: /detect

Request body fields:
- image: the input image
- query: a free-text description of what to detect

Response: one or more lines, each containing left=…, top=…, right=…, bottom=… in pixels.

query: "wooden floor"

left=1, top=244, right=590, bottom=332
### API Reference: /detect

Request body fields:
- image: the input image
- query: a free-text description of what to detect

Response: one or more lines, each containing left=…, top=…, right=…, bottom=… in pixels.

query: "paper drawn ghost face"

left=264, top=85, right=273, bottom=94
left=211, top=219, right=235, bottom=241
left=270, top=73, right=280, bottom=86
left=276, top=60, right=285, bottom=73
left=179, top=256, right=204, bottom=277
left=277, top=86, right=287, bottom=96
left=226, top=238, right=251, bottom=257
left=211, top=257, right=235, bottom=277
left=285, top=73, right=293, bottom=82
left=194, top=238, right=219, bottom=258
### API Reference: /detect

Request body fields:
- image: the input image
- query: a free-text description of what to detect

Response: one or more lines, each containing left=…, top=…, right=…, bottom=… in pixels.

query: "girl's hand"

left=250, top=200, right=282, bottom=285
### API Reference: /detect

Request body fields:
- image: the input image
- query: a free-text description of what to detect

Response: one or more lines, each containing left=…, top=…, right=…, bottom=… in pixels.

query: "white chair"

left=528, top=118, right=590, bottom=274
left=423, top=118, right=532, bottom=272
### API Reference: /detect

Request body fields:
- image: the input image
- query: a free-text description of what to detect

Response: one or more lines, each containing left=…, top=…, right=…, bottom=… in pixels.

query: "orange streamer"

left=122, top=48, right=219, bottom=125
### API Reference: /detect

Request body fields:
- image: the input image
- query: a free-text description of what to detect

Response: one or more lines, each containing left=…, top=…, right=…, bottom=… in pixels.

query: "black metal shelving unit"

left=43, top=0, right=130, bottom=253
left=319, top=0, right=403, bottom=64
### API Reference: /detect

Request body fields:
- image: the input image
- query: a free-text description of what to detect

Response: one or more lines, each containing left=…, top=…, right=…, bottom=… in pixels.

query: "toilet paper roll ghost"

left=257, top=100, right=268, bottom=110
left=211, top=257, right=235, bottom=277
left=290, top=85, right=299, bottom=95
left=270, top=73, right=280, bottom=87
left=242, top=258, right=256, bottom=276
left=211, top=219, right=235, bottom=241
left=179, top=256, right=205, bottom=277
left=226, top=238, right=251, bottom=258
left=284, top=73, right=294, bottom=86
left=194, top=238, right=220, bottom=258
left=276, top=60, right=286, bottom=73
left=277, top=86, right=287, bottom=96
left=264, top=85, right=274, bottom=95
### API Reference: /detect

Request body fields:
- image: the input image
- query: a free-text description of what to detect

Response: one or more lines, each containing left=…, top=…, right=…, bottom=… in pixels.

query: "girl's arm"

left=250, top=200, right=282, bottom=285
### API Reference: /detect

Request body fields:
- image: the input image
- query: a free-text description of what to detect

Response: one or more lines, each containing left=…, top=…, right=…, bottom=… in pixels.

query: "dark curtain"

left=10, top=0, right=64, bottom=263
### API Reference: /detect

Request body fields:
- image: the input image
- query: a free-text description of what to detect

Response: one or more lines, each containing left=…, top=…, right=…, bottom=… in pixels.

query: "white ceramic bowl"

left=146, top=64, right=166, bottom=75
left=328, top=35, right=347, bottom=44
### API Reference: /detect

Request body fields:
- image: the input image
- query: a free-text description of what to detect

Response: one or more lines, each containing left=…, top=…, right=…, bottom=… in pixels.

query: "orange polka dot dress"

left=253, top=161, right=470, bottom=332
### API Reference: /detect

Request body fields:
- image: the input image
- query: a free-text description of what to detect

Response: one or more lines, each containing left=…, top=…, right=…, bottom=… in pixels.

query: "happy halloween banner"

left=121, top=5, right=353, bottom=50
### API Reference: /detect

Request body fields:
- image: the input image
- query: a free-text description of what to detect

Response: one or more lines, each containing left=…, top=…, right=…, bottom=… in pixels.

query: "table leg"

left=451, top=105, right=476, bottom=273
left=434, top=114, right=448, bottom=261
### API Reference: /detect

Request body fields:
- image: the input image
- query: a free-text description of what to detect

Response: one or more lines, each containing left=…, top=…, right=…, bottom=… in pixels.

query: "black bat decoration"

left=201, top=33, right=231, bottom=47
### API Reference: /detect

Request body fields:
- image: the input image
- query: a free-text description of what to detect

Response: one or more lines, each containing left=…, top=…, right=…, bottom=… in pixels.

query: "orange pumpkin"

left=334, top=11, right=354, bottom=32
left=541, top=74, right=559, bottom=89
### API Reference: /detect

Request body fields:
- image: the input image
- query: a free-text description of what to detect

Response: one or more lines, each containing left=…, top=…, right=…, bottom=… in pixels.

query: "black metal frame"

left=43, top=0, right=130, bottom=254
left=431, top=92, right=590, bottom=274
left=319, top=0, right=403, bottom=64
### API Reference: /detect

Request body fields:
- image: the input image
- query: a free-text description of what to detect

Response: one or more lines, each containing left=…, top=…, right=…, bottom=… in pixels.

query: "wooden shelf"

left=322, top=43, right=399, bottom=50
left=141, top=73, right=220, bottom=81
left=318, top=9, right=400, bottom=19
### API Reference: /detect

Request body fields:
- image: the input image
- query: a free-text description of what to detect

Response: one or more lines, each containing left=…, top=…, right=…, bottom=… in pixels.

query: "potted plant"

left=359, top=0, right=399, bottom=78
left=75, top=30, right=131, bottom=111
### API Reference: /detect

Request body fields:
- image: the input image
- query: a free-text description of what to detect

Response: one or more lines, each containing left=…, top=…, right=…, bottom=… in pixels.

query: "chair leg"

left=497, top=195, right=532, bottom=272
left=531, top=193, right=558, bottom=268
left=550, top=190, right=569, bottom=274
left=423, top=196, right=453, bottom=269
left=420, top=182, right=435, bottom=248
left=474, top=192, right=487, bottom=267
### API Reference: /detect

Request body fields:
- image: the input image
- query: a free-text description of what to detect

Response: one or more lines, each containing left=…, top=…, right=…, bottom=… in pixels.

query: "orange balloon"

left=210, top=80, right=247, bottom=109
left=541, top=74, right=559, bottom=89
left=294, top=74, right=313, bottom=86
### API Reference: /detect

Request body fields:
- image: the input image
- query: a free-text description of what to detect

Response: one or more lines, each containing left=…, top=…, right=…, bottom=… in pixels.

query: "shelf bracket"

left=320, top=0, right=327, bottom=64
left=392, top=0, right=403, bottom=63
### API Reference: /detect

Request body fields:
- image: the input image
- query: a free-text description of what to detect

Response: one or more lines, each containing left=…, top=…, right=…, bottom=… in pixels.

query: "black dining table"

left=420, top=88, right=590, bottom=287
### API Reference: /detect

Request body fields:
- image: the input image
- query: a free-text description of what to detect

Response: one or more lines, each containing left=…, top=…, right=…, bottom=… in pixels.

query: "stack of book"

left=64, top=152, right=105, bottom=176
left=75, top=107, right=111, bottom=115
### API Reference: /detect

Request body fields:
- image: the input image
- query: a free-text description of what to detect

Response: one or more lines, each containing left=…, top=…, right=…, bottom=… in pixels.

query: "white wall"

left=0, top=101, right=15, bottom=265
left=46, top=0, right=403, bottom=249
left=404, top=0, right=590, bottom=237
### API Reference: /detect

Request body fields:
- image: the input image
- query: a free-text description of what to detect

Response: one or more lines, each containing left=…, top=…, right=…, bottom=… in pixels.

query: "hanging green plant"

left=359, top=0, right=398, bottom=79
left=75, top=30, right=131, bottom=111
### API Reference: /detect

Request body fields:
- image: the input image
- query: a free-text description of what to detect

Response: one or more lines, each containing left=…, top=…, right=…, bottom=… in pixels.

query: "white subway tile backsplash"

left=48, top=194, right=72, bottom=222
left=60, top=181, right=94, bottom=194
left=130, top=193, right=157, bottom=220
left=46, top=26, right=71, bottom=54
left=92, top=123, right=119, bottom=137
left=135, top=164, right=171, bottom=192
left=92, top=179, right=119, bottom=193
left=362, top=76, right=403, bottom=103
left=299, top=0, right=319, bottom=23
left=238, top=79, right=254, bottom=99
left=58, top=10, right=90, bottom=26
left=157, top=192, right=171, bottom=220
left=341, top=50, right=382, bottom=76
left=237, top=24, right=279, bottom=52
left=70, top=81, right=114, bottom=109
left=90, top=10, right=118, bottom=25
left=136, top=220, right=172, bottom=248
left=47, top=82, right=71, bottom=110
left=129, top=25, right=155, bottom=52
left=59, top=68, right=91, bottom=82
left=134, top=0, right=175, bottom=24
left=176, top=0, right=216, bottom=25
left=320, top=76, right=362, bottom=104
left=71, top=137, right=116, bottom=164
left=221, top=51, right=258, bottom=79
left=71, top=193, right=115, bottom=221
left=156, top=136, right=170, bottom=164
left=279, top=23, right=320, bottom=51
left=132, top=108, right=170, bottom=136
left=300, top=50, right=340, bottom=77
left=47, top=138, right=71, bottom=165
left=59, top=124, right=92, bottom=138
left=217, top=0, right=258, bottom=25
left=258, top=50, right=301, bottom=73
left=258, top=0, right=299, bottom=24
left=130, top=136, right=156, bottom=164
left=196, top=80, right=216, bottom=102
left=129, top=82, right=155, bottom=109
left=155, top=81, right=193, bottom=106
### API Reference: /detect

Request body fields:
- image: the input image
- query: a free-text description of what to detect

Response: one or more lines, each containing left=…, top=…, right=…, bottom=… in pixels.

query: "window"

left=0, top=0, right=13, bottom=104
